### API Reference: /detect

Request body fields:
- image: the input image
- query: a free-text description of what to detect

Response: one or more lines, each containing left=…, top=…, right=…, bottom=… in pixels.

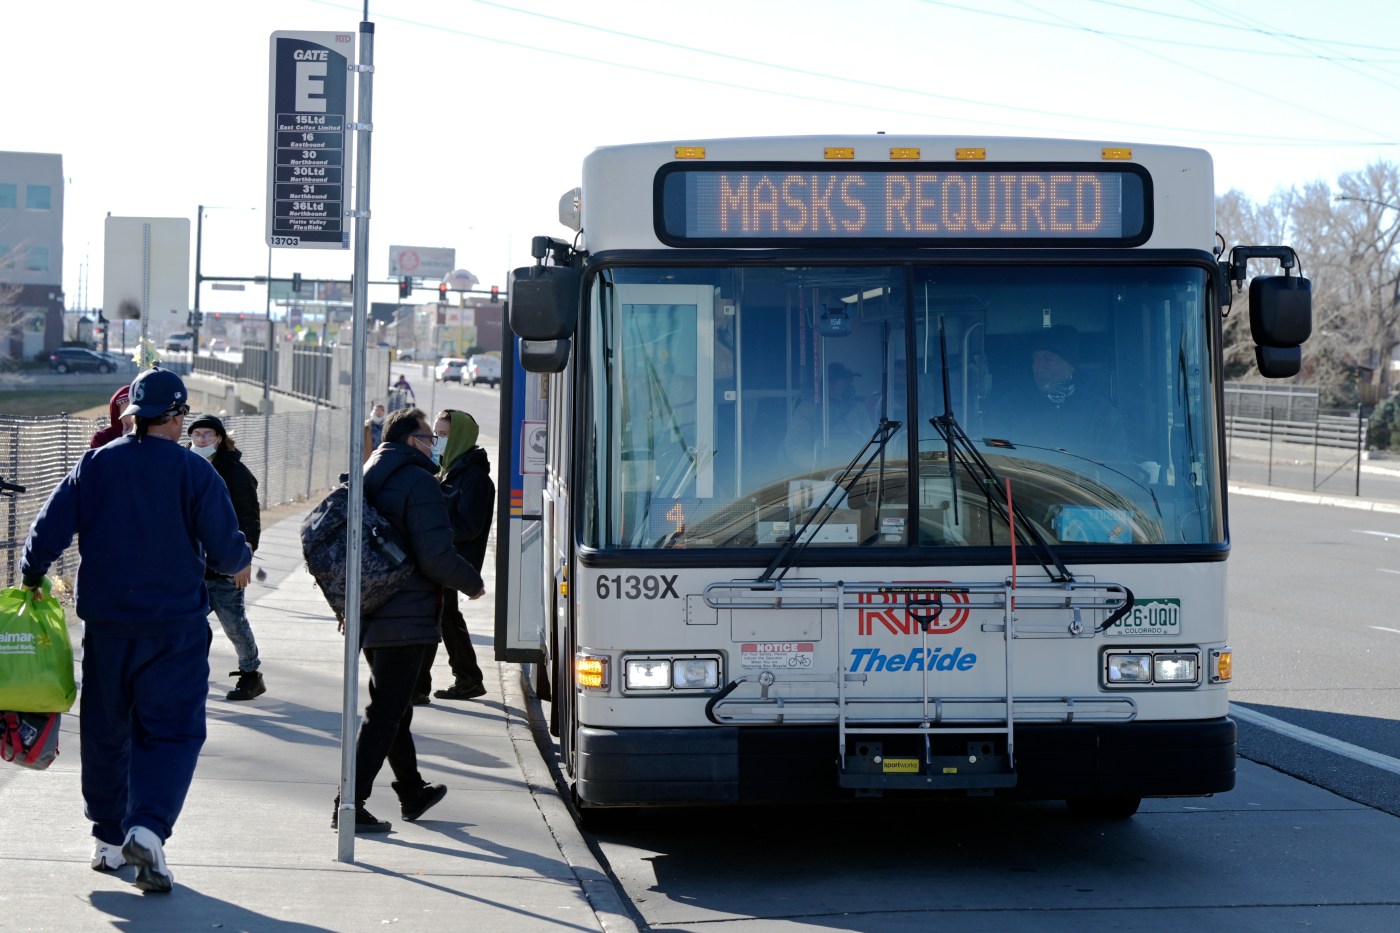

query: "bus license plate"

left=1105, top=598, right=1181, bottom=636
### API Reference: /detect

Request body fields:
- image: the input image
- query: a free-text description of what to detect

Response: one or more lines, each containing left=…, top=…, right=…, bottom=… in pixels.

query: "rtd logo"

left=856, top=583, right=970, bottom=636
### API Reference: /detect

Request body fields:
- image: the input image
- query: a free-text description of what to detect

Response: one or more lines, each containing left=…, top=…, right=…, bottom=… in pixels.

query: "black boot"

left=331, top=796, right=391, bottom=833
left=392, top=780, right=447, bottom=821
left=227, top=670, right=266, bottom=701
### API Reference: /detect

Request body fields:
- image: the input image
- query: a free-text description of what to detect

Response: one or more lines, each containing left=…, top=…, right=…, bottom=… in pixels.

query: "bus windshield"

left=580, top=263, right=1221, bottom=552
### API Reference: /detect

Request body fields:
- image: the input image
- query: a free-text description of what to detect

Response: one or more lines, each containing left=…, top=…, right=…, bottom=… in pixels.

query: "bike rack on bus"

left=703, top=577, right=1138, bottom=791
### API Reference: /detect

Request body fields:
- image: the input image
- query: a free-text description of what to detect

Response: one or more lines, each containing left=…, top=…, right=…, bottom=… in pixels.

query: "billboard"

left=389, top=246, right=456, bottom=279
left=103, top=217, right=191, bottom=321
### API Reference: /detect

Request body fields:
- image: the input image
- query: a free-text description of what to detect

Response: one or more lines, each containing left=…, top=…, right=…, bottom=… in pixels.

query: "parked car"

left=48, top=347, right=115, bottom=374
left=397, top=349, right=415, bottom=361
left=434, top=357, right=467, bottom=382
left=164, top=332, right=194, bottom=352
left=466, top=354, right=502, bottom=388
left=207, top=338, right=229, bottom=353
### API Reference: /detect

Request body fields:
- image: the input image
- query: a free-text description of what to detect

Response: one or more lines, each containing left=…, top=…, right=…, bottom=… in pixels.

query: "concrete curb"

left=502, top=665, right=643, bottom=933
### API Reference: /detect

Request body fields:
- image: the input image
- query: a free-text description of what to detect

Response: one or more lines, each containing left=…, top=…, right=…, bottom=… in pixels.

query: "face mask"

left=191, top=442, right=217, bottom=459
left=430, top=435, right=448, bottom=465
left=1041, top=380, right=1076, bottom=406
left=370, top=415, right=384, bottom=425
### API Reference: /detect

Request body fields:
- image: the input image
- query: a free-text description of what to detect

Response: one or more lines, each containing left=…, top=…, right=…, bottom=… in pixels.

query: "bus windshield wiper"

left=757, top=417, right=902, bottom=584
left=927, top=317, right=1074, bottom=584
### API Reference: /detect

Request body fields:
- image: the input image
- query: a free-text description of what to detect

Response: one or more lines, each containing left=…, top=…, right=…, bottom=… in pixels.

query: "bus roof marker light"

left=674, top=146, right=706, bottom=159
left=824, top=147, right=855, bottom=160
left=955, top=148, right=986, bottom=160
left=889, top=147, right=921, bottom=160
left=1102, top=147, right=1133, bottom=160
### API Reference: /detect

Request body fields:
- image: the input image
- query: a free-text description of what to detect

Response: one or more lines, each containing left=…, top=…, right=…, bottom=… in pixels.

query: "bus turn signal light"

left=576, top=656, right=608, bottom=690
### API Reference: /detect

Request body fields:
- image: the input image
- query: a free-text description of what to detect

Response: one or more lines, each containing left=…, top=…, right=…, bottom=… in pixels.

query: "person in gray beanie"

left=188, top=413, right=266, bottom=701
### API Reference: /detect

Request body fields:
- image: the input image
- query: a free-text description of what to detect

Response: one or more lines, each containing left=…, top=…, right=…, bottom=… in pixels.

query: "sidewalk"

left=0, top=509, right=638, bottom=933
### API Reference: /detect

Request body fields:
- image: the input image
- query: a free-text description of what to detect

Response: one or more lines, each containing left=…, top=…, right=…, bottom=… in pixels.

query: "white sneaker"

left=121, top=826, right=174, bottom=893
left=90, top=840, right=125, bottom=872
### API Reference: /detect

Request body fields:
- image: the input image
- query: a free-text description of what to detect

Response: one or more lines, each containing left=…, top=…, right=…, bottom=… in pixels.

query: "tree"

left=1217, top=161, right=1400, bottom=410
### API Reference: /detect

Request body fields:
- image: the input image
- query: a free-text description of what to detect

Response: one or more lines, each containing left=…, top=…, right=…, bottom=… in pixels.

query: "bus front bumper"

left=574, top=717, right=1236, bottom=807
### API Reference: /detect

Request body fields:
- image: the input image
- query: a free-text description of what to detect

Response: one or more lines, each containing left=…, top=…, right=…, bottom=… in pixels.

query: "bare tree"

left=1217, top=161, right=1400, bottom=408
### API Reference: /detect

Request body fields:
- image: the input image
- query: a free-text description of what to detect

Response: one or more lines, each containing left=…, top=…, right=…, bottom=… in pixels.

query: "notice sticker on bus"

left=741, top=642, right=815, bottom=669
left=1104, top=598, right=1181, bottom=637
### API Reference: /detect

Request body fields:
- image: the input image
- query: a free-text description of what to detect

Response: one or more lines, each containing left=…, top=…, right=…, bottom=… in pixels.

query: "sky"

left=6, top=0, right=1400, bottom=316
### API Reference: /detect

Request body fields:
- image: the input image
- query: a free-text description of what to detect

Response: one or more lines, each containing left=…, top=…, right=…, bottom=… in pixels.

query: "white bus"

left=495, top=136, right=1310, bottom=818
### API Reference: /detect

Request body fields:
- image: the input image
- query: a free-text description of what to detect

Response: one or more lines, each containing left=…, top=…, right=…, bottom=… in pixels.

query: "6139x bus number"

left=595, top=574, right=679, bottom=599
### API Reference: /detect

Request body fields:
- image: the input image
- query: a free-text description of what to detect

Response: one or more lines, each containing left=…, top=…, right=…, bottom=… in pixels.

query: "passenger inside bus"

left=783, top=360, right=878, bottom=473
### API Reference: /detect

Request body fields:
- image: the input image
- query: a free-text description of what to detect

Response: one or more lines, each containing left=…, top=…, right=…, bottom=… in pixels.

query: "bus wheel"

left=1065, top=796, right=1142, bottom=819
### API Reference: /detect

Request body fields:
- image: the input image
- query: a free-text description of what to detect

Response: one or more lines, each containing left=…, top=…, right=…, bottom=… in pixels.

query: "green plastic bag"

left=0, top=582, right=77, bottom=713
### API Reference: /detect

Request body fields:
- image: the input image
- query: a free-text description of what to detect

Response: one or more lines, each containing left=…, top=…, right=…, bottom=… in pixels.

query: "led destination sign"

left=658, top=164, right=1150, bottom=246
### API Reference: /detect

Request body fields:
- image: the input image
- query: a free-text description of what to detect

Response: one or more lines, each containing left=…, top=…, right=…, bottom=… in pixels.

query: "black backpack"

left=301, top=478, right=415, bottom=619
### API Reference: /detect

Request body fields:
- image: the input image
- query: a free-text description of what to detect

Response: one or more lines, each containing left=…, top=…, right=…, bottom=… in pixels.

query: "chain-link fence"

left=0, top=406, right=354, bottom=587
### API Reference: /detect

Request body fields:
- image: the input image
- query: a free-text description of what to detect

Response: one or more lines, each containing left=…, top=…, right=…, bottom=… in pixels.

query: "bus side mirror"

left=509, top=265, right=580, bottom=341
left=519, top=338, right=571, bottom=373
left=1249, top=275, right=1311, bottom=379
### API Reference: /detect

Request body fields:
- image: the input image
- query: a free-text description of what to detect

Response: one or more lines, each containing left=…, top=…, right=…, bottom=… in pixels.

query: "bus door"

left=495, top=335, right=548, bottom=664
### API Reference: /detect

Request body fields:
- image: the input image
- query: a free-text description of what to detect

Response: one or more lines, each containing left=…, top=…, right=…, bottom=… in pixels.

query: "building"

left=0, top=151, right=64, bottom=363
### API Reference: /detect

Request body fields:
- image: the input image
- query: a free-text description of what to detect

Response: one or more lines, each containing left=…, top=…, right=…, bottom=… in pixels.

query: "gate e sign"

left=266, top=30, right=354, bottom=250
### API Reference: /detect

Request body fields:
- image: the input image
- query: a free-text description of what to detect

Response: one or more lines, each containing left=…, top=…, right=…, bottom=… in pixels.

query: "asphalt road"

left=1229, top=490, right=1400, bottom=816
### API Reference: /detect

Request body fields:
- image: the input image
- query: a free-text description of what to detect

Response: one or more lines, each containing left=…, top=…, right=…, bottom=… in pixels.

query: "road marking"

left=1357, top=530, right=1400, bottom=540
left=1369, top=625, right=1400, bottom=635
left=1379, top=568, right=1400, bottom=576
left=1231, top=704, right=1400, bottom=777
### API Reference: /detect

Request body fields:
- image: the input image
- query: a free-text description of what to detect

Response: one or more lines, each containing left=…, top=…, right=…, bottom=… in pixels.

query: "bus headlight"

left=621, top=654, right=721, bottom=692
left=672, top=658, right=720, bottom=689
left=624, top=658, right=671, bottom=689
left=1104, top=649, right=1203, bottom=687
left=1106, top=653, right=1151, bottom=684
left=1153, top=653, right=1199, bottom=684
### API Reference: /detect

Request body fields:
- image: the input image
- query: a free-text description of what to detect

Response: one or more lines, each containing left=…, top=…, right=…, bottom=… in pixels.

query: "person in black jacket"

left=415, top=409, right=494, bottom=702
left=335, top=407, right=486, bottom=834
left=188, top=414, right=266, bottom=701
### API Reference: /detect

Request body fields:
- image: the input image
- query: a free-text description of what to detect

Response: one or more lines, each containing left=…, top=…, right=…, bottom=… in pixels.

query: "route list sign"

left=266, top=30, right=354, bottom=250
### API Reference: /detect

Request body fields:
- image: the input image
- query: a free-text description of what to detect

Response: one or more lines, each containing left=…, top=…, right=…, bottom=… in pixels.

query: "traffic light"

left=292, top=272, right=303, bottom=293
left=490, top=285, right=499, bottom=303
left=398, top=276, right=412, bottom=299
left=438, top=282, right=448, bottom=302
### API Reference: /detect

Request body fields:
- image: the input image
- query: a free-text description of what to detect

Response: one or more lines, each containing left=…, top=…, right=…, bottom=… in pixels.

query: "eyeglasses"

left=167, top=404, right=191, bottom=418
left=410, top=433, right=434, bottom=444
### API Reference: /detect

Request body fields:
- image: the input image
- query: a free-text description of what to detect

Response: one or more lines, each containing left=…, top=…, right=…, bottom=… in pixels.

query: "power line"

left=312, top=0, right=1400, bottom=148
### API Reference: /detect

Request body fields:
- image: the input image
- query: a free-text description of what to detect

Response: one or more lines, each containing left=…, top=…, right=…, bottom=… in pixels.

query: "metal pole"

left=338, top=14, right=374, bottom=863
left=1356, top=402, right=1364, bottom=497
left=139, top=223, right=151, bottom=369
left=1312, top=417, right=1319, bottom=491
left=263, top=248, right=272, bottom=510
left=1267, top=408, right=1274, bottom=486
left=193, top=206, right=204, bottom=352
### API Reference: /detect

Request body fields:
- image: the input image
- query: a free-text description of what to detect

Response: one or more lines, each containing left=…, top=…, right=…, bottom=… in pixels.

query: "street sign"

left=211, top=283, right=246, bottom=291
left=388, top=246, right=455, bottom=279
left=103, top=217, right=190, bottom=320
left=266, top=30, right=355, bottom=250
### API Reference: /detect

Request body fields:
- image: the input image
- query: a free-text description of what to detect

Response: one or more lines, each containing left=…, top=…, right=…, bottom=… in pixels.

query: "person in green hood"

left=414, top=409, right=496, bottom=702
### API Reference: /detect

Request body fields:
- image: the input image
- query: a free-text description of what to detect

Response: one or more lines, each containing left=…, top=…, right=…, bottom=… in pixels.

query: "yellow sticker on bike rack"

left=882, top=758, right=919, bottom=773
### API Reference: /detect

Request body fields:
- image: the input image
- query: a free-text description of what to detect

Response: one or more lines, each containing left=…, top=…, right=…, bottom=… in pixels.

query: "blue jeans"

left=207, top=575, right=260, bottom=672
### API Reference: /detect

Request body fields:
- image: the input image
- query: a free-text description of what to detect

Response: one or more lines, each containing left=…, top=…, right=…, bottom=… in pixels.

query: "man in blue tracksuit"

left=21, top=367, right=251, bottom=894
